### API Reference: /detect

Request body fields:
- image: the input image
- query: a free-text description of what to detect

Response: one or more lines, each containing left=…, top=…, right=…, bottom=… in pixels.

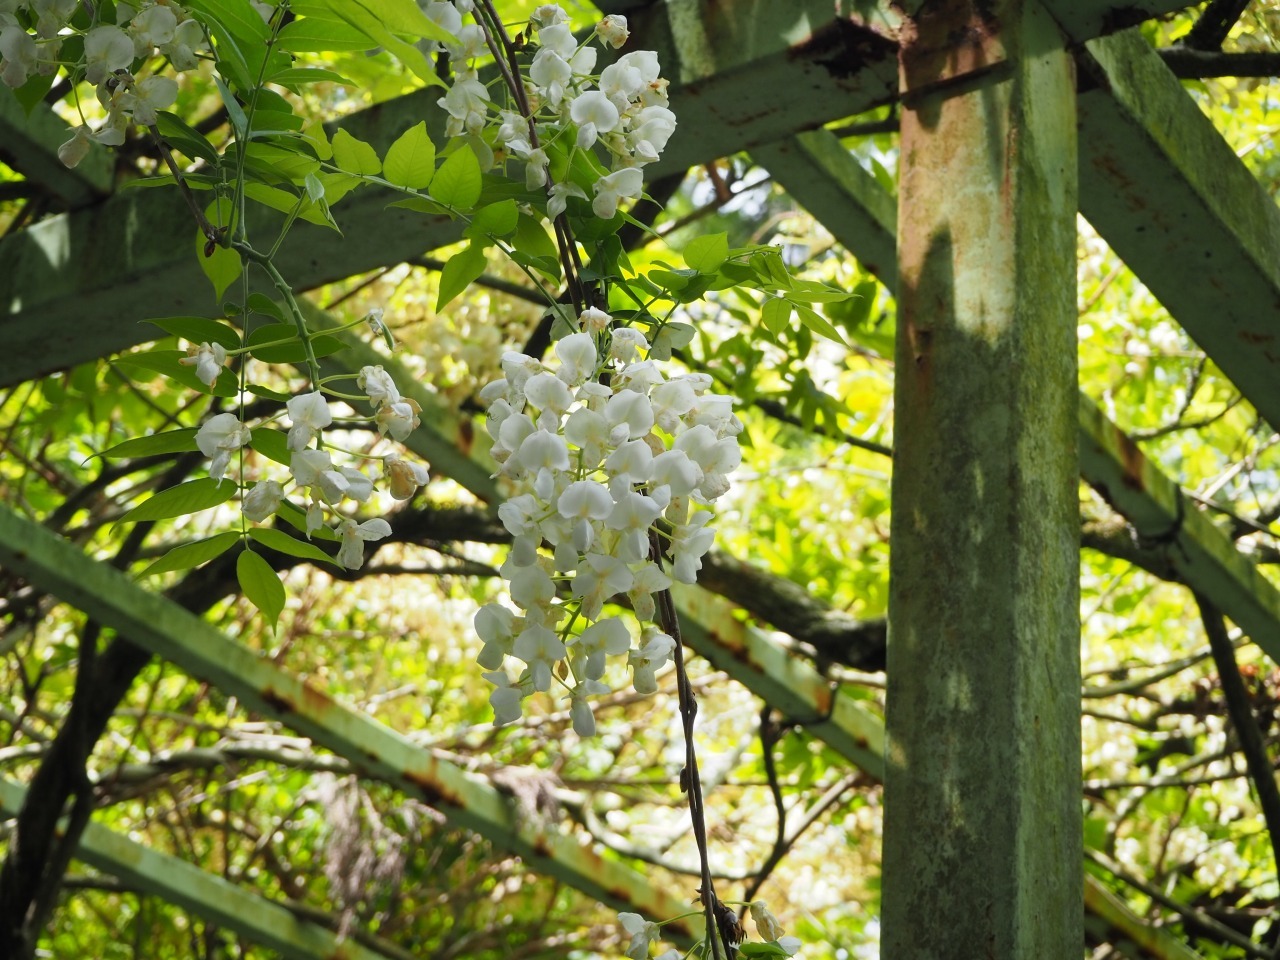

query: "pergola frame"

left=7, top=1, right=1280, bottom=956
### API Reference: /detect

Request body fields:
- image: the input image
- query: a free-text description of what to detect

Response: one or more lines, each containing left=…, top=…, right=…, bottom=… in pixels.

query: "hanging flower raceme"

left=475, top=308, right=741, bottom=732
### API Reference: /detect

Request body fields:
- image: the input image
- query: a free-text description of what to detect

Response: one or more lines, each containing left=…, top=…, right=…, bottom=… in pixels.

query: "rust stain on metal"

left=788, top=16, right=897, bottom=80
left=401, top=759, right=458, bottom=809
left=457, top=416, right=474, bottom=456
left=1112, top=424, right=1147, bottom=493
left=1239, top=330, right=1275, bottom=346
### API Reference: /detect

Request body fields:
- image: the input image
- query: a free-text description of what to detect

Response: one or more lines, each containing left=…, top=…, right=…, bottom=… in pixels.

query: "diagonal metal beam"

left=0, top=89, right=113, bottom=209
left=1077, top=29, right=1280, bottom=433
left=752, top=129, right=1280, bottom=666
left=0, top=778, right=398, bottom=960
left=0, top=505, right=699, bottom=944
left=1042, top=1, right=1197, bottom=42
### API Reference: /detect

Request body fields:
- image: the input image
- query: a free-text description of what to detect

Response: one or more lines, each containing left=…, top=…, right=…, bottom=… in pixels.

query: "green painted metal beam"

left=0, top=90, right=113, bottom=208
left=885, top=4, right=1082, bottom=957
left=1043, top=1, right=1196, bottom=42
left=0, top=506, right=699, bottom=944
left=753, top=129, right=1280, bottom=669
left=0, top=778, right=397, bottom=960
left=1077, top=29, right=1280, bottom=433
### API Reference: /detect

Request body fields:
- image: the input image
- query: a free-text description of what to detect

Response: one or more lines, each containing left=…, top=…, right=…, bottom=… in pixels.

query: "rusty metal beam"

left=0, top=506, right=699, bottom=943
left=1077, top=29, right=1280, bottom=434
left=0, top=778, right=398, bottom=960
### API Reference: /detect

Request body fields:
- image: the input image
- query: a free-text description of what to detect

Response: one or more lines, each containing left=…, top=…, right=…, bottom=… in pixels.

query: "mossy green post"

left=884, top=2, right=1082, bottom=956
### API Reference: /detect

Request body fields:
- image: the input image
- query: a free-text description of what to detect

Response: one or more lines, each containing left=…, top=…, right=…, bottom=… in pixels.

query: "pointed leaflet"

left=91, top=429, right=199, bottom=462
left=118, top=478, right=238, bottom=525
left=331, top=128, right=381, bottom=176
left=683, top=232, right=729, bottom=273
left=383, top=121, right=436, bottom=190
left=237, top=549, right=286, bottom=631
left=431, top=145, right=482, bottom=210
left=437, top=242, right=488, bottom=311
left=141, top=532, right=241, bottom=577
left=248, top=528, right=339, bottom=566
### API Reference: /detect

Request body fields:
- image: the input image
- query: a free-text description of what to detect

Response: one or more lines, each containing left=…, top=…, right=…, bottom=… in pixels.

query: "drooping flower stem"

left=650, top=530, right=725, bottom=960
left=232, top=241, right=323, bottom=389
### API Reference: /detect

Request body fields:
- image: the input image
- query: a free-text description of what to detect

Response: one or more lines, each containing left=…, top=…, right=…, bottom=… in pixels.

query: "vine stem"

left=471, top=0, right=587, bottom=314
left=651, top=531, right=727, bottom=960
left=231, top=241, right=322, bottom=388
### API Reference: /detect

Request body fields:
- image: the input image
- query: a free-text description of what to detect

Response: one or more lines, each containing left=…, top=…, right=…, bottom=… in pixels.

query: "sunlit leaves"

left=383, top=121, right=436, bottom=190
left=431, top=146, right=482, bottom=210
left=331, top=128, right=381, bottom=176
left=437, top=242, right=488, bottom=310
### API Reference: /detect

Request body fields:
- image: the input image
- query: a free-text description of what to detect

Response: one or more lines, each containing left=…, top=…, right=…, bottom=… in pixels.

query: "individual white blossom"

left=84, top=25, right=134, bottom=85
left=618, top=913, right=661, bottom=960
left=57, top=126, right=92, bottom=168
left=592, top=167, right=644, bottom=220
left=750, top=901, right=785, bottom=942
left=242, top=479, right=284, bottom=522
left=484, top=669, right=524, bottom=725
left=196, top=413, right=250, bottom=482
left=286, top=391, right=332, bottom=451
left=120, top=74, right=178, bottom=125
left=375, top=397, right=421, bottom=441
left=358, top=364, right=401, bottom=406
left=336, top=517, right=392, bottom=569
left=596, top=14, right=629, bottom=49
left=385, top=456, right=429, bottom=500
left=0, top=25, right=37, bottom=87
left=179, top=341, right=226, bottom=387
left=160, top=18, right=207, bottom=71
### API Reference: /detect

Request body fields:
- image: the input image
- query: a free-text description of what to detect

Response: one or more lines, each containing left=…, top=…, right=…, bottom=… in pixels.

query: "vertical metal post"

left=884, top=2, right=1081, bottom=957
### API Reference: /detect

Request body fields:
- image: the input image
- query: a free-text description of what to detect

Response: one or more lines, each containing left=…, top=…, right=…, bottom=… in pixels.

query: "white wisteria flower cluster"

left=430, top=1, right=676, bottom=220
left=189, top=357, right=430, bottom=570
left=474, top=311, right=742, bottom=734
left=0, top=0, right=211, bottom=165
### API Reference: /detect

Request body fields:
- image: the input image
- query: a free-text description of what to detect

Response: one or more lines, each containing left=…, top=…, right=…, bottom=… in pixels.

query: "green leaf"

left=248, top=428, right=291, bottom=466
left=146, top=316, right=240, bottom=350
left=738, top=943, right=790, bottom=958
left=267, top=67, right=353, bottom=89
left=383, top=121, right=436, bottom=190
left=437, top=242, right=488, bottom=311
left=237, top=549, right=286, bottom=631
left=684, top=232, right=729, bottom=273
left=316, top=0, right=447, bottom=88
left=246, top=293, right=287, bottom=323
left=198, top=198, right=242, bottom=299
left=278, top=18, right=375, bottom=53
left=246, top=384, right=294, bottom=403
left=331, top=128, right=381, bottom=176
left=140, top=532, right=241, bottom=577
left=185, top=0, right=270, bottom=44
left=431, top=145, right=482, bottom=210
left=155, top=111, right=221, bottom=166
left=464, top=199, right=519, bottom=241
left=249, top=527, right=338, bottom=566
left=114, top=350, right=237, bottom=397
left=794, top=301, right=848, bottom=345
left=387, top=195, right=452, bottom=216
left=788, top=278, right=855, bottom=303
left=118, top=478, right=238, bottom=525
left=92, top=429, right=199, bottom=462
left=761, top=297, right=791, bottom=335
